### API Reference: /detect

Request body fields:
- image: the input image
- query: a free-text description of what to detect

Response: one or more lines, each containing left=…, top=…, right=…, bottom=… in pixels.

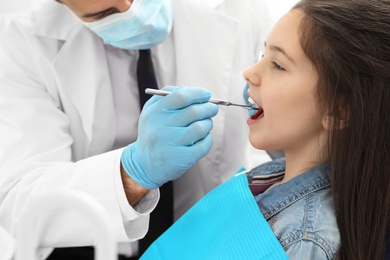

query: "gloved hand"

left=121, top=86, right=219, bottom=189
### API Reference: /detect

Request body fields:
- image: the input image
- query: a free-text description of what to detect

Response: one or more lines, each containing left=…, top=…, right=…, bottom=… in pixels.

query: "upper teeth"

left=248, top=97, right=255, bottom=105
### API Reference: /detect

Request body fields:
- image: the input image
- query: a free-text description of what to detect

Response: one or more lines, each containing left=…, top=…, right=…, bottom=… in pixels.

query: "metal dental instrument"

left=145, top=88, right=259, bottom=110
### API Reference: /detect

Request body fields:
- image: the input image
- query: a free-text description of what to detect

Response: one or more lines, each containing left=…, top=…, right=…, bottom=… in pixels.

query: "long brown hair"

left=293, top=0, right=390, bottom=259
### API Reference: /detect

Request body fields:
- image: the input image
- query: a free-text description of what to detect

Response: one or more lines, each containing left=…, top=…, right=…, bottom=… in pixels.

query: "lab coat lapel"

left=33, top=2, right=116, bottom=155
left=53, top=32, right=116, bottom=154
left=172, top=0, right=237, bottom=100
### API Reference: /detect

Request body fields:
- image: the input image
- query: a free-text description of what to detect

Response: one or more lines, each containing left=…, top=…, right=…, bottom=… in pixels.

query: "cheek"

left=262, top=87, right=296, bottom=127
left=249, top=86, right=321, bottom=150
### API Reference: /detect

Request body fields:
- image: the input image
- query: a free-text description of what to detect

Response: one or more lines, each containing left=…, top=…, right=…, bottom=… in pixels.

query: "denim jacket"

left=247, top=158, right=340, bottom=259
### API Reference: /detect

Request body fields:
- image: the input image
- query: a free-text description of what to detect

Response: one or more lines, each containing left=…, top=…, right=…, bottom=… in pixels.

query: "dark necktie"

left=136, top=49, right=158, bottom=109
left=136, top=49, right=174, bottom=256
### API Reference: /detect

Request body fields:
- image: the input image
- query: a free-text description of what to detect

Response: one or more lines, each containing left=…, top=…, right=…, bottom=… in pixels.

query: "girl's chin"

left=249, top=136, right=280, bottom=152
left=248, top=137, right=267, bottom=150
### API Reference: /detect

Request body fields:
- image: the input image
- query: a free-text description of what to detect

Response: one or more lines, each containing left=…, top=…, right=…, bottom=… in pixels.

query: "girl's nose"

left=243, top=62, right=262, bottom=87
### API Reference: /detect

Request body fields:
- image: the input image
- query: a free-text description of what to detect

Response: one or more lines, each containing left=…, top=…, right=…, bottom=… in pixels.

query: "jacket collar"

left=250, top=159, right=331, bottom=219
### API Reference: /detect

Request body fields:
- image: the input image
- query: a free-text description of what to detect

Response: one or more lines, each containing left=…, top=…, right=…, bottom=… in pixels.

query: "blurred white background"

left=0, top=0, right=48, bottom=15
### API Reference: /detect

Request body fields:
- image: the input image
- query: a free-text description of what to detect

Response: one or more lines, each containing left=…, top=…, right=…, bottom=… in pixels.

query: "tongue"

left=250, top=108, right=263, bottom=120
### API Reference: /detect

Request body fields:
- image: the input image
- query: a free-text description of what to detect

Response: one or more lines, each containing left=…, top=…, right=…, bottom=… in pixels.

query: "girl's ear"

left=321, top=114, right=332, bottom=130
left=322, top=114, right=347, bottom=130
left=322, top=101, right=349, bottom=130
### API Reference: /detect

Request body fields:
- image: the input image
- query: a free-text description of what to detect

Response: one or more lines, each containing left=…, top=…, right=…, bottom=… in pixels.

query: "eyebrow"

left=81, top=7, right=120, bottom=19
left=264, top=41, right=296, bottom=65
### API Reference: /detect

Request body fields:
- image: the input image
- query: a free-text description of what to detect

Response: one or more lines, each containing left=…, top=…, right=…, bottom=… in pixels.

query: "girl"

left=244, top=0, right=390, bottom=259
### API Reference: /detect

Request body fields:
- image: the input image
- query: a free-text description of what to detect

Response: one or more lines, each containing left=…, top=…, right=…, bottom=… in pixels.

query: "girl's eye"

left=272, top=61, right=285, bottom=71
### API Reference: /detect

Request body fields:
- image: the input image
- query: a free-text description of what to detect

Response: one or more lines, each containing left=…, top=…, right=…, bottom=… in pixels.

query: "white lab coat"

left=0, top=0, right=295, bottom=256
left=0, top=226, right=14, bottom=260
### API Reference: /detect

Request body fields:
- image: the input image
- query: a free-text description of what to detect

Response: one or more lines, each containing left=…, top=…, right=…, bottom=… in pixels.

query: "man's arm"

left=120, top=164, right=150, bottom=206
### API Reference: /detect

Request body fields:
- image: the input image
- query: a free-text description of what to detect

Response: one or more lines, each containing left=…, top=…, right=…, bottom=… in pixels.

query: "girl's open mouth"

left=248, top=96, right=264, bottom=120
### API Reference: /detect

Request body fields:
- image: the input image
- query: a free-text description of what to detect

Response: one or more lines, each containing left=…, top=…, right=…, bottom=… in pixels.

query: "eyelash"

left=271, top=61, right=285, bottom=71
left=259, top=52, right=285, bottom=71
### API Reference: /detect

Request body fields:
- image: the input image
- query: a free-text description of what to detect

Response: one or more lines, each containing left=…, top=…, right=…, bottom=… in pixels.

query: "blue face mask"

left=83, top=0, right=173, bottom=50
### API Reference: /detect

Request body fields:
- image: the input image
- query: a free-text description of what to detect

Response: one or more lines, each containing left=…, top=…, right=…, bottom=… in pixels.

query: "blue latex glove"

left=121, top=86, right=219, bottom=189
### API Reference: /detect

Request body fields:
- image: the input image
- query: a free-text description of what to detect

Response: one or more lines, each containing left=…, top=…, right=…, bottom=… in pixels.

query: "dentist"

left=0, top=0, right=289, bottom=258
